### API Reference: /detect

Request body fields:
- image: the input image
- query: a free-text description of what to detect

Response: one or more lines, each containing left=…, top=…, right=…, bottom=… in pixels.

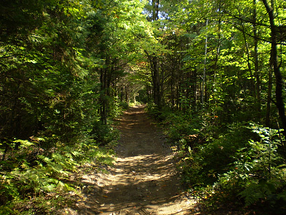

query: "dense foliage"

left=0, top=0, right=147, bottom=213
left=142, top=0, right=286, bottom=214
left=1, top=0, right=286, bottom=214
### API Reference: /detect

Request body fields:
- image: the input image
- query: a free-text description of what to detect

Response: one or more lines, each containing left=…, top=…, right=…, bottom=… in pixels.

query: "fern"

left=239, top=182, right=272, bottom=206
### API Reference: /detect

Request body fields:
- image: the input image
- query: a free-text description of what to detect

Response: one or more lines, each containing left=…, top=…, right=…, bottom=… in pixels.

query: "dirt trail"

left=75, top=106, right=196, bottom=215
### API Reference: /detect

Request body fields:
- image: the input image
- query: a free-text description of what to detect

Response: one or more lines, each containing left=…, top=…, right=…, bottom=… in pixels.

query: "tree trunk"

left=152, top=56, right=161, bottom=108
left=202, top=19, right=208, bottom=106
left=266, top=67, right=273, bottom=127
left=253, top=0, right=261, bottom=118
left=262, top=0, right=286, bottom=135
left=100, top=67, right=107, bottom=125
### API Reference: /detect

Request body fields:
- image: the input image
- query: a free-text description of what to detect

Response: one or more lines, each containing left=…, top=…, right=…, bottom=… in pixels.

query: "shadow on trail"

left=89, top=156, right=183, bottom=214
left=76, top=106, right=195, bottom=215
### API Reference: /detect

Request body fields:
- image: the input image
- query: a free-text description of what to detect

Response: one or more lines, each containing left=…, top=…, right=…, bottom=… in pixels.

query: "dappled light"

left=74, top=106, right=196, bottom=214
left=1, top=0, right=286, bottom=214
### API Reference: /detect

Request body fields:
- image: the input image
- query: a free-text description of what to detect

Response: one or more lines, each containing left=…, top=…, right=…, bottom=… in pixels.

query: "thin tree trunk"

left=240, top=18, right=256, bottom=99
left=145, top=0, right=161, bottom=109
left=262, top=0, right=286, bottom=135
left=266, top=68, right=273, bottom=127
left=253, top=0, right=261, bottom=117
left=202, top=19, right=208, bottom=106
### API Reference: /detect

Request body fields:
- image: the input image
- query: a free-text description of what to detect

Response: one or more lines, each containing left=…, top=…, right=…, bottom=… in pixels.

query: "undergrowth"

left=0, top=125, right=118, bottom=214
left=147, top=104, right=286, bottom=214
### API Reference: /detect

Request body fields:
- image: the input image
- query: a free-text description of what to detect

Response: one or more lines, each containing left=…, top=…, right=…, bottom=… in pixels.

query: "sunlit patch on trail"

left=75, top=106, right=196, bottom=215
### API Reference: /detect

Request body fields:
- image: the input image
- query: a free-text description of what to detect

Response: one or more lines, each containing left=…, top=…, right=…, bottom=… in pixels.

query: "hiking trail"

left=70, top=106, right=198, bottom=214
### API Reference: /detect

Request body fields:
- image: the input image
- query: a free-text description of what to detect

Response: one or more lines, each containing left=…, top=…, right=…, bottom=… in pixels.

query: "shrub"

left=179, top=122, right=253, bottom=186
left=199, top=125, right=286, bottom=213
left=0, top=137, right=115, bottom=214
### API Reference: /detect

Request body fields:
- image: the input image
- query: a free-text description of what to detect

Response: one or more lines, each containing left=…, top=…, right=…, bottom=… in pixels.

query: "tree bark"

left=145, top=0, right=162, bottom=109
left=152, top=56, right=161, bottom=108
left=266, top=67, right=273, bottom=127
left=253, top=0, right=261, bottom=117
left=262, top=0, right=286, bottom=135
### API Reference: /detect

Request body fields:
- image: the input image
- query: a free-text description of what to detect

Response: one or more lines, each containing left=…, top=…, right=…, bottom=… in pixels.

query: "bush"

left=90, top=121, right=119, bottom=146
left=119, top=101, right=129, bottom=110
left=146, top=105, right=286, bottom=213
left=178, top=122, right=253, bottom=186
left=195, top=125, right=286, bottom=213
left=0, top=136, right=115, bottom=214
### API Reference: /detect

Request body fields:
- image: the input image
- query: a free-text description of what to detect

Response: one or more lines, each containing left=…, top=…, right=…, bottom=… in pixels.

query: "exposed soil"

left=69, top=106, right=197, bottom=214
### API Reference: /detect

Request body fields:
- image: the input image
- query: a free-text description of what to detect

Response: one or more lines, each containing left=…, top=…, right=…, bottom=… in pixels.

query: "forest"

left=0, top=0, right=286, bottom=214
